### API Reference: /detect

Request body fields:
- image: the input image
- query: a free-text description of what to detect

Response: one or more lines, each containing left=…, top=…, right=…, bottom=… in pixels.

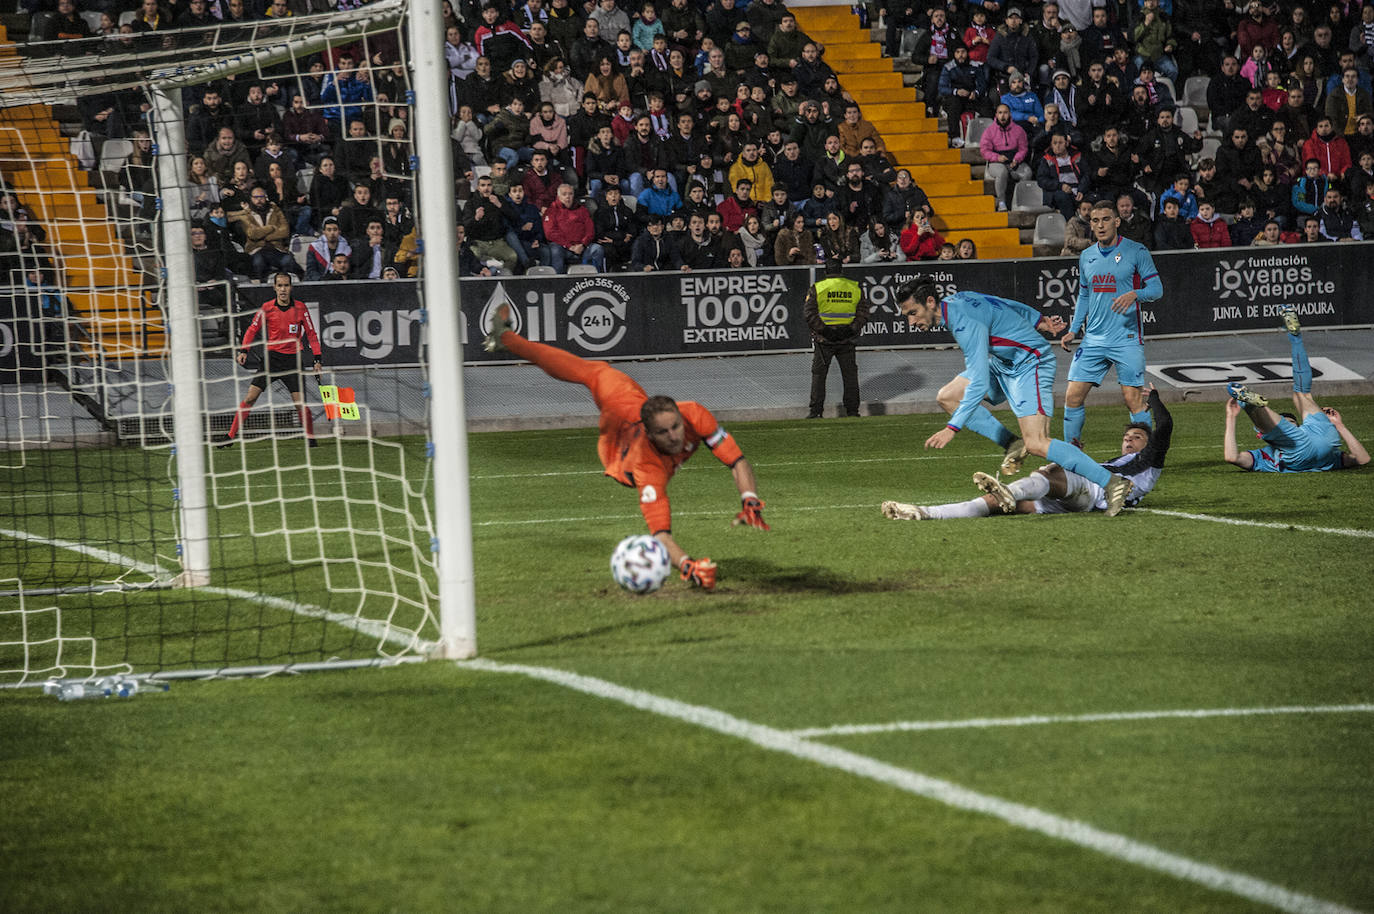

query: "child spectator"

left=1190, top=200, right=1233, bottom=247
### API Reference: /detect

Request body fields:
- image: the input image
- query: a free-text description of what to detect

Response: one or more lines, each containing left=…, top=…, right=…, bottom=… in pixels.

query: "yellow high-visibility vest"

left=814, top=276, right=862, bottom=325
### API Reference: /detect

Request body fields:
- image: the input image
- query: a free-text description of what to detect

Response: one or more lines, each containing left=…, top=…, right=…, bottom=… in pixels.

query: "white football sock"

left=925, top=497, right=992, bottom=519
left=1009, top=473, right=1051, bottom=502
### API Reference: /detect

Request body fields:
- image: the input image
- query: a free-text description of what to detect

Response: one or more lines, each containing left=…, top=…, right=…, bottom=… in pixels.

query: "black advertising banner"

left=293, top=243, right=1374, bottom=366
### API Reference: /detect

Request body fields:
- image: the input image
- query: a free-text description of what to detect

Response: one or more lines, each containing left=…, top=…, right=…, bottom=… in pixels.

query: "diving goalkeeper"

left=219, top=272, right=322, bottom=447
left=483, top=304, right=768, bottom=590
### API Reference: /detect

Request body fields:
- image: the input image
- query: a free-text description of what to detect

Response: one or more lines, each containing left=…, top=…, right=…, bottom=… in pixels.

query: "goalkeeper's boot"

left=999, top=436, right=1028, bottom=477
left=482, top=303, right=514, bottom=352
left=1280, top=305, right=1302, bottom=335
left=1103, top=474, right=1134, bottom=518
left=881, top=500, right=930, bottom=520
left=972, top=471, right=1016, bottom=514
left=215, top=435, right=237, bottom=449
left=1227, top=383, right=1268, bottom=408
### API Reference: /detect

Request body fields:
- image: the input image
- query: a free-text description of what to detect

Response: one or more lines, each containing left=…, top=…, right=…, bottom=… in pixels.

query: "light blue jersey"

left=1247, top=412, right=1345, bottom=473
left=942, top=291, right=1056, bottom=431
left=1071, top=238, right=1162, bottom=348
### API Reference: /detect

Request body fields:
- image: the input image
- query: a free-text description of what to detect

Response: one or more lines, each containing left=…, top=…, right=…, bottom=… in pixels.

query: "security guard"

left=804, top=256, right=870, bottom=418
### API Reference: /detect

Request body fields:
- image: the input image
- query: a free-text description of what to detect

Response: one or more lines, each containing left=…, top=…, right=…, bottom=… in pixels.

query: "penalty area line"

left=462, top=658, right=1360, bottom=914
left=788, top=704, right=1374, bottom=738
left=1140, top=509, right=1374, bottom=539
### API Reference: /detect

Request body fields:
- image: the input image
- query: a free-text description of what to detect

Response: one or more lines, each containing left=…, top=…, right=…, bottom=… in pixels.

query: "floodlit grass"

left=2, top=399, right=1373, bottom=912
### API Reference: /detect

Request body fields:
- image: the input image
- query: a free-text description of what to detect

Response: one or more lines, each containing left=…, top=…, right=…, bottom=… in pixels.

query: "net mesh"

left=0, top=1, right=450, bottom=684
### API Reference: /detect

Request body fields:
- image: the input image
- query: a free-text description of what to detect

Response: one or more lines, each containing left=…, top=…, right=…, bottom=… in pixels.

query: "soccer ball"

left=610, top=535, right=671, bottom=594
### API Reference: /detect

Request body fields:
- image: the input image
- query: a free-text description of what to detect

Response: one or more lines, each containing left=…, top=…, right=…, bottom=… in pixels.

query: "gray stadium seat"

left=118, top=10, right=137, bottom=26
left=1182, top=75, right=1210, bottom=107
left=1177, top=106, right=1199, bottom=137
left=80, top=10, right=104, bottom=31
left=566, top=264, right=599, bottom=275
left=28, top=11, right=54, bottom=42
left=1195, top=137, right=1221, bottom=165
left=97, top=138, right=134, bottom=175
left=296, top=166, right=315, bottom=194
left=524, top=265, right=558, bottom=276
left=1032, top=212, right=1066, bottom=248
left=964, top=116, right=993, bottom=151
left=1011, top=180, right=1052, bottom=214
left=1155, top=76, right=1176, bottom=102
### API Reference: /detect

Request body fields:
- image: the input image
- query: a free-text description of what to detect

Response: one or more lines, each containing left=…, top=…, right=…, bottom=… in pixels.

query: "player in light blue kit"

left=888, top=276, right=1134, bottom=517
left=1223, top=307, right=1369, bottom=472
left=1059, top=200, right=1164, bottom=447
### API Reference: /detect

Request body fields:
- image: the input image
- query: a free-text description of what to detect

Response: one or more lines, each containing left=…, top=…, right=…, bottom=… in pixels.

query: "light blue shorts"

left=1067, top=341, right=1146, bottom=388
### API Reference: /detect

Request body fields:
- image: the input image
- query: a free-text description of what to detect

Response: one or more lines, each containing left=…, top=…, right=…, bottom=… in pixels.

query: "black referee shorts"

left=250, top=350, right=309, bottom=395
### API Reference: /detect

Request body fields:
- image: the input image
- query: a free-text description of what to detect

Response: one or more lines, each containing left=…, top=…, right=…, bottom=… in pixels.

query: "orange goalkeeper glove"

left=679, top=556, right=717, bottom=590
left=732, top=496, right=769, bottom=531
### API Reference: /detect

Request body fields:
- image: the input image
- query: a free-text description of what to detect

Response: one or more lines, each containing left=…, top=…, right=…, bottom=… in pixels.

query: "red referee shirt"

left=240, top=298, right=322, bottom=359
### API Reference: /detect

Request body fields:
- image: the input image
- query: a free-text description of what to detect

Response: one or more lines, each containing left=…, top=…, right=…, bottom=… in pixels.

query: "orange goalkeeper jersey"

left=597, top=397, right=744, bottom=535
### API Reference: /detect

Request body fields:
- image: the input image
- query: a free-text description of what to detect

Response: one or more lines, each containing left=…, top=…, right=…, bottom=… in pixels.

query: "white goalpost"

left=0, top=0, right=477, bottom=685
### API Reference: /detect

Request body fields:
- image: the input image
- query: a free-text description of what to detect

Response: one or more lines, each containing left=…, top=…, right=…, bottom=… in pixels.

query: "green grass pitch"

left=2, top=398, right=1372, bottom=912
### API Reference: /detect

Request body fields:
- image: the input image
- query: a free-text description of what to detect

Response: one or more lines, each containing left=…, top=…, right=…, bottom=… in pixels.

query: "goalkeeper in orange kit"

left=484, top=304, right=769, bottom=590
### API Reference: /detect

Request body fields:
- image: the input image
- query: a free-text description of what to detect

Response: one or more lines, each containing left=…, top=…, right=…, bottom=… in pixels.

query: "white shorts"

left=1030, top=466, right=1106, bottom=514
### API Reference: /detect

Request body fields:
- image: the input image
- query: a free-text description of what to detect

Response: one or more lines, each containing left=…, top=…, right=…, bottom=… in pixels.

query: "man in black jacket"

left=630, top=214, right=675, bottom=271
left=593, top=185, right=638, bottom=269
left=1134, top=106, right=1203, bottom=195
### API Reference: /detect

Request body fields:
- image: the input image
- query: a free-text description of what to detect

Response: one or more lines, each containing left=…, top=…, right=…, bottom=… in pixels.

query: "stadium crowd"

left=10, top=0, right=1374, bottom=286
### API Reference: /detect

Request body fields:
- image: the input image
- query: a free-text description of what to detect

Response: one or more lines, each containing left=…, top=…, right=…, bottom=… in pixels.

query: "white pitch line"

left=462, top=658, right=1361, bottom=914
left=788, top=704, right=1374, bottom=738
left=0, top=527, right=169, bottom=579
left=472, top=503, right=876, bottom=528
left=1140, top=509, right=1374, bottom=539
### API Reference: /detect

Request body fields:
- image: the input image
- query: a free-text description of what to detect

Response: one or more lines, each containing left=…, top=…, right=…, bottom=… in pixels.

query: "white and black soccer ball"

left=610, top=535, right=671, bottom=594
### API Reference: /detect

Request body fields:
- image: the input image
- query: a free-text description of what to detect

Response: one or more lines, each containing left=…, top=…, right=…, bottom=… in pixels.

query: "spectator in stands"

left=1132, top=61, right=1176, bottom=112
left=774, top=211, right=816, bottom=265
left=759, top=184, right=793, bottom=241
left=333, top=118, right=374, bottom=182
left=539, top=58, right=584, bottom=118
left=1121, top=85, right=1158, bottom=143
left=454, top=224, right=492, bottom=277
left=918, top=7, right=960, bottom=119
left=307, top=155, right=349, bottom=230
left=899, top=208, right=944, bottom=260
left=1135, top=106, right=1203, bottom=195
left=204, top=125, right=252, bottom=185
left=463, top=174, right=520, bottom=274
left=348, top=219, right=400, bottom=280
left=1153, top=197, right=1192, bottom=249
left=861, top=217, right=901, bottom=263
left=235, top=84, right=281, bottom=155
left=1029, top=102, right=1080, bottom=162
left=1291, top=157, right=1333, bottom=219
left=44, top=0, right=91, bottom=44
left=1160, top=172, right=1200, bottom=219
left=336, top=183, right=381, bottom=239
left=630, top=213, right=674, bottom=270
left=503, top=182, right=550, bottom=272
left=218, top=159, right=257, bottom=214
left=1297, top=213, right=1323, bottom=243
left=1233, top=87, right=1276, bottom=141
left=485, top=97, right=534, bottom=169
left=771, top=138, right=815, bottom=202
left=190, top=222, right=230, bottom=319
left=1061, top=197, right=1094, bottom=255
left=963, top=7, right=994, bottom=66
left=728, top=141, right=775, bottom=202
left=979, top=103, right=1032, bottom=212
left=799, top=179, right=836, bottom=230
left=1347, top=150, right=1374, bottom=200
left=1189, top=199, right=1232, bottom=247
left=940, top=47, right=989, bottom=149
left=1325, top=67, right=1374, bottom=135
left=262, top=159, right=309, bottom=237
left=883, top=169, right=932, bottom=230
left=1073, top=61, right=1120, bottom=138
left=956, top=238, right=978, bottom=260
left=1315, top=187, right=1362, bottom=241
left=832, top=161, right=881, bottom=230
left=543, top=183, right=605, bottom=271
left=1043, top=69, right=1080, bottom=128
left=1251, top=165, right=1290, bottom=226
left=1132, top=0, right=1179, bottom=82
left=186, top=155, right=221, bottom=221
left=674, top=213, right=722, bottom=270
left=1230, top=198, right=1265, bottom=246
left=988, top=7, right=1038, bottom=90
left=1001, top=71, right=1045, bottom=133
left=1258, top=119, right=1303, bottom=184
left=1206, top=56, right=1250, bottom=135
left=636, top=167, right=682, bottom=218
left=717, top=178, right=758, bottom=232
left=281, top=93, right=330, bottom=163
left=1304, top=116, right=1353, bottom=178
left=1215, top=126, right=1263, bottom=207
left=593, top=184, right=637, bottom=270
left=305, top=216, right=350, bottom=280
left=837, top=103, right=883, bottom=158
left=817, top=210, right=859, bottom=264
left=320, top=53, right=374, bottom=136
left=1237, top=1, right=1280, bottom=61
left=1080, top=7, right=1127, bottom=67
left=1036, top=132, right=1084, bottom=218
left=1355, top=180, right=1374, bottom=238
left=1115, top=192, right=1153, bottom=248
left=1087, top=125, right=1134, bottom=204
left=231, top=185, right=298, bottom=280
left=765, top=11, right=807, bottom=71
left=736, top=213, right=767, bottom=266
left=1251, top=218, right=1284, bottom=245
left=502, top=59, right=544, bottom=114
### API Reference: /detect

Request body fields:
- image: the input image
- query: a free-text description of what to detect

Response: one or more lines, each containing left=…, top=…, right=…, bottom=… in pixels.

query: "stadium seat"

left=524, top=265, right=558, bottom=276
left=622, top=194, right=637, bottom=211
left=1155, top=76, right=1176, bottom=102
left=118, top=10, right=136, bottom=26
left=96, top=138, right=134, bottom=184
left=566, top=264, right=599, bottom=275
left=963, top=116, right=993, bottom=151
left=1011, top=180, right=1052, bottom=214
left=1196, top=137, right=1221, bottom=165
left=1032, top=212, right=1066, bottom=248
left=80, top=10, right=104, bottom=31
left=28, top=11, right=54, bottom=42
left=1177, top=106, right=1199, bottom=136
left=1182, top=75, right=1210, bottom=107
left=296, top=166, right=314, bottom=194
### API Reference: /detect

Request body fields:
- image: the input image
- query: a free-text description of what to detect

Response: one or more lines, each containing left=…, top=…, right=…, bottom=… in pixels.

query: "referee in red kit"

left=219, top=272, right=323, bottom=447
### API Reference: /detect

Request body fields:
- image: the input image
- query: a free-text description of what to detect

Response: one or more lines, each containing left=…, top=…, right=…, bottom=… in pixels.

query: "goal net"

left=0, top=0, right=475, bottom=686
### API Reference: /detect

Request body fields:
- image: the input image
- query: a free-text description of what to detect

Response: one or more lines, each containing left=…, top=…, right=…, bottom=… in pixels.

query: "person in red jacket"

left=481, top=303, right=770, bottom=590
left=541, top=183, right=606, bottom=272
left=219, top=272, right=322, bottom=447
left=899, top=208, right=945, bottom=260
left=1189, top=200, right=1233, bottom=248
left=715, top=178, right=759, bottom=232
left=1303, top=118, right=1353, bottom=179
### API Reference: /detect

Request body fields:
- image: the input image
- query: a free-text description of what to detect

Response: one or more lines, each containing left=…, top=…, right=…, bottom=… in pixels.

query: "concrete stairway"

left=790, top=5, right=1030, bottom=260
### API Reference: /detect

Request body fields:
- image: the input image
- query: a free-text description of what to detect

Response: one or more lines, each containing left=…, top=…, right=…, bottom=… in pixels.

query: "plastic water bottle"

left=53, top=678, right=113, bottom=701
left=45, top=676, right=168, bottom=701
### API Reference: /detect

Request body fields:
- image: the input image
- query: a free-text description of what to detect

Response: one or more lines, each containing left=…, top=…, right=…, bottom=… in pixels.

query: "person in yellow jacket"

left=727, top=141, right=775, bottom=203
left=804, top=255, right=870, bottom=418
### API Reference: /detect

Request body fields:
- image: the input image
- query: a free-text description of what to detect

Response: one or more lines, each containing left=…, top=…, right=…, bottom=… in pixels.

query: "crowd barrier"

left=3, top=243, right=1371, bottom=375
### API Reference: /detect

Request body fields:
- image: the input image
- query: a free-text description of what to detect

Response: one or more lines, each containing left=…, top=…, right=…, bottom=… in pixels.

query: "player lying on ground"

left=894, top=277, right=1135, bottom=516
left=1223, top=307, right=1370, bottom=472
left=220, top=272, right=322, bottom=448
left=1060, top=200, right=1163, bottom=446
left=883, top=385, right=1173, bottom=519
left=483, top=304, right=768, bottom=590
